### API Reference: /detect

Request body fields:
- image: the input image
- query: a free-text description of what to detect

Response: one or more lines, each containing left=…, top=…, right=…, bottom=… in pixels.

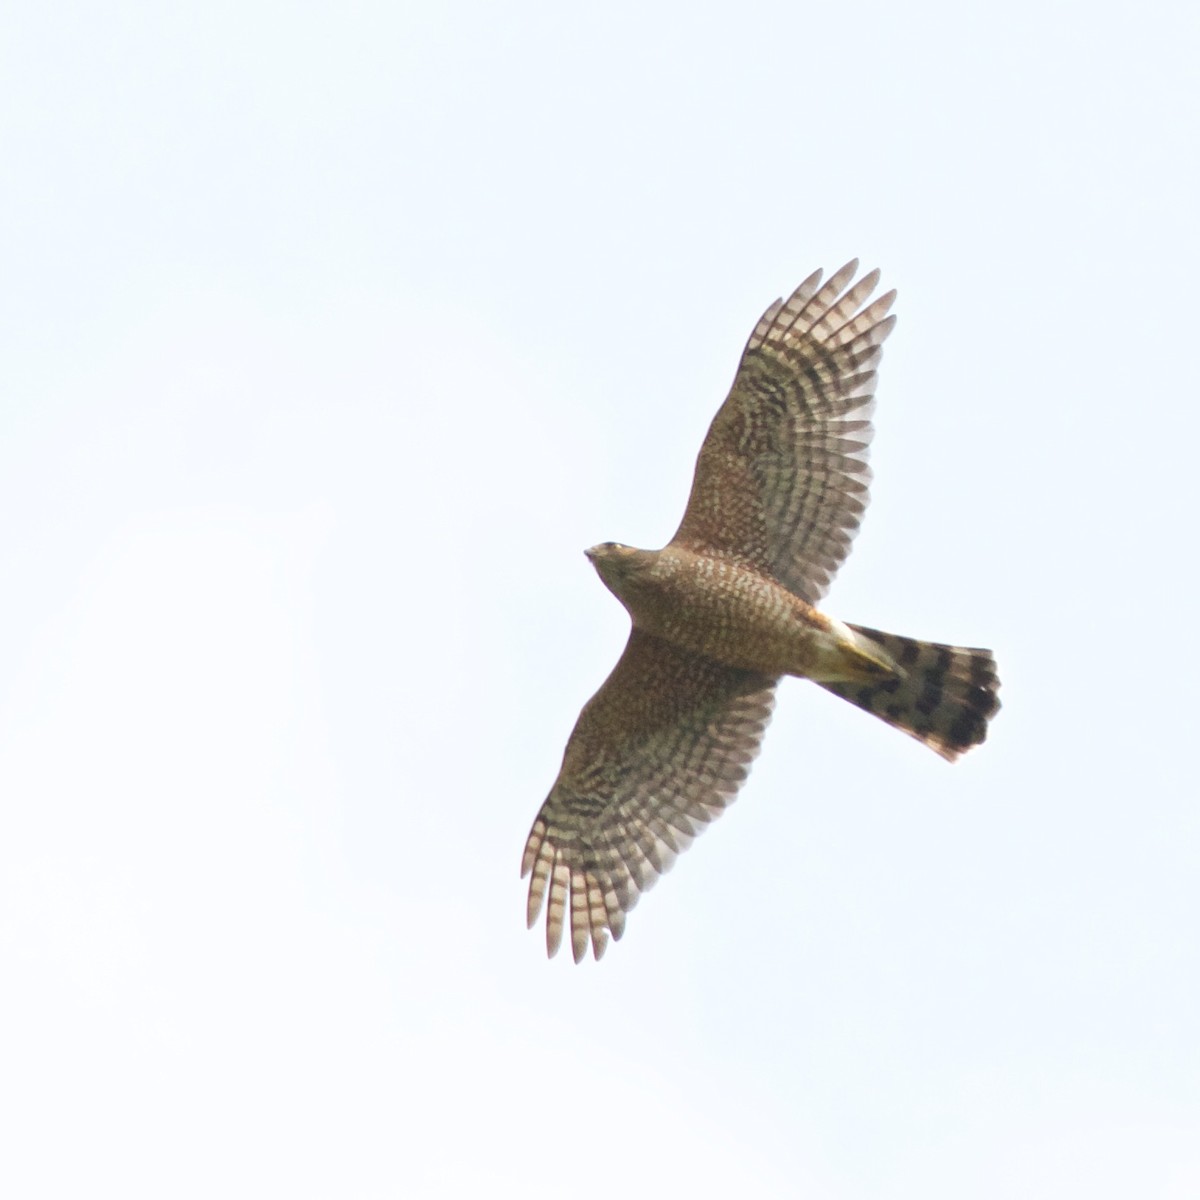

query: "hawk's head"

left=584, top=542, right=656, bottom=597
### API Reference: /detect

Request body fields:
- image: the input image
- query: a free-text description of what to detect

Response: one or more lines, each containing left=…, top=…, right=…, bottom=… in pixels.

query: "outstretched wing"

left=522, top=630, right=776, bottom=962
left=671, top=261, right=896, bottom=604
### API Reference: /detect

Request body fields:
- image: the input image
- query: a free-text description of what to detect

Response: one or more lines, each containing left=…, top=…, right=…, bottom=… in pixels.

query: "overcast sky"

left=3, top=3, right=1199, bottom=1197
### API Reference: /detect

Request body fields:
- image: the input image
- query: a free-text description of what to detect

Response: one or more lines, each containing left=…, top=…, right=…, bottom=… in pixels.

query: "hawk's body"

left=523, top=262, right=1000, bottom=962
left=588, top=544, right=895, bottom=683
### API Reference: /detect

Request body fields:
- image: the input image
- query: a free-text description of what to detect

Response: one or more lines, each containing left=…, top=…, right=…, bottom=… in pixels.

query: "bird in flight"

left=522, top=262, right=1000, bottom=962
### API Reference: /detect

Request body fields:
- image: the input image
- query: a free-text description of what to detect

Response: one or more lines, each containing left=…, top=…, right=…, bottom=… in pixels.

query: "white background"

left=3, top=3, right=1198, bottom=1196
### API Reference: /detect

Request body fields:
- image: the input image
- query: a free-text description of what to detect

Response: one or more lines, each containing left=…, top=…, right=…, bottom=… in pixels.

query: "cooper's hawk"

left=523, top=262, right=1000, bottom=962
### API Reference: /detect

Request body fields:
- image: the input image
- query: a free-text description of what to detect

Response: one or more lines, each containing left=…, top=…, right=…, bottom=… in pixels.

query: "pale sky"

left=3, top=3, right=1199, bottom=1197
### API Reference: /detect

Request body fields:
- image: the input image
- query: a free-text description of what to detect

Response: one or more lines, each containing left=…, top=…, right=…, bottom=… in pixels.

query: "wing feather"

left=522, top=630, right=776, bottom=961
left=672, top=262, right=897, bottom=604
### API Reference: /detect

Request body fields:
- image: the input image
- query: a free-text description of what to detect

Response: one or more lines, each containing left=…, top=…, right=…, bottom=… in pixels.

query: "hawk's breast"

left=613, top=546, right=841, bottom=678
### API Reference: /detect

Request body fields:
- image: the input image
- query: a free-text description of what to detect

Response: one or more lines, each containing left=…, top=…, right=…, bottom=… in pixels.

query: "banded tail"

left=820, top=625, right=1000, bottom=761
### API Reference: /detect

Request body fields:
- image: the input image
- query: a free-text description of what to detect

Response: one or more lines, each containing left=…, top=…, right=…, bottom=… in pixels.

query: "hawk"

left=522, top=262, right=1000, bottom=962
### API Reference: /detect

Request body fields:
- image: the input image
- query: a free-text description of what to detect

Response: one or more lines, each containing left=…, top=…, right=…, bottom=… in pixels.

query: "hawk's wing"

left=671, top=261, right=896, bottom=604
left=522, top=630, right=776, bottom=962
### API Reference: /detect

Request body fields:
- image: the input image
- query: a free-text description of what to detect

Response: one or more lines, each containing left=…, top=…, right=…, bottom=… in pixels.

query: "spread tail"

left=820, top=624, right=1000, bottom=761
